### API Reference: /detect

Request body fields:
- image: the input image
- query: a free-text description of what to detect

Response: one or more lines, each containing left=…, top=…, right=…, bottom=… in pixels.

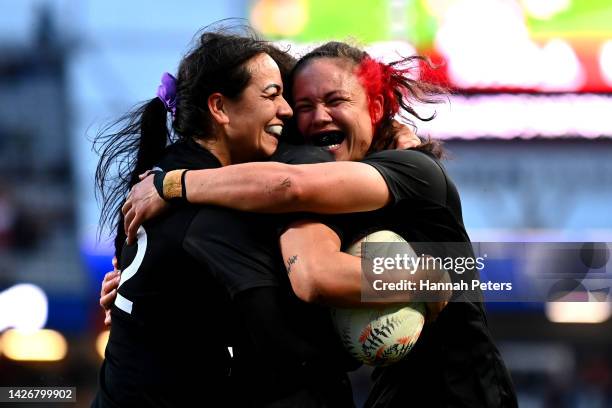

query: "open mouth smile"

left=310, top=131, right=345, bottom=151
left=265, top=125, right=283, bottom=138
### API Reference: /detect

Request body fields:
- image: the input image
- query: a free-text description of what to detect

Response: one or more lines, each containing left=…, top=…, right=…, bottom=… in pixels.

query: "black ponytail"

left=94, top=97, right=172, bottom=253
left=133, top=98, right=169, bottom=185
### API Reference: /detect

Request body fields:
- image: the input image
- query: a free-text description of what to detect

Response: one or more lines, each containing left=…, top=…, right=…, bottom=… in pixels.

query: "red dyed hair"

left=356, top=57, right=405, bottom=128
left=292, top=42, right=446, bottom=156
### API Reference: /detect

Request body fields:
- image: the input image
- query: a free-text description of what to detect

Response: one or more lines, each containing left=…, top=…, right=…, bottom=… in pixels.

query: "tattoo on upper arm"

left=286, top=255, right=298, bottom=275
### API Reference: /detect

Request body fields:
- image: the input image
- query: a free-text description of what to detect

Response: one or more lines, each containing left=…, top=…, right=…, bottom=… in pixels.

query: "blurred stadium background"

left=0, top=0, right=611, bottom=406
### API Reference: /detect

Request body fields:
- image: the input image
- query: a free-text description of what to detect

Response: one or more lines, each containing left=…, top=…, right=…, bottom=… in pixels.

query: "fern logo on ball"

left=331, top=230, right=425, bottom=366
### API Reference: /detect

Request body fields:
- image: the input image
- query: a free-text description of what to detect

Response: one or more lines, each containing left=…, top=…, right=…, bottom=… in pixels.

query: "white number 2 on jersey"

left=114, top=226, right=147, bottom=314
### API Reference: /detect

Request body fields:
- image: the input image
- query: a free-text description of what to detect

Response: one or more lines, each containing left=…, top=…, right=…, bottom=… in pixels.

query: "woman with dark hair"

left=121, top=41, right=518, bottom=407
left=96, top=28, right=296, bottom=257
left=93, top=29, right=361, bottom=407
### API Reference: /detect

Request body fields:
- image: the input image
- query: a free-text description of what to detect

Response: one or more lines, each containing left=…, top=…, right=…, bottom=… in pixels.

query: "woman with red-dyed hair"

left=119, top=41, right=518, bottom=407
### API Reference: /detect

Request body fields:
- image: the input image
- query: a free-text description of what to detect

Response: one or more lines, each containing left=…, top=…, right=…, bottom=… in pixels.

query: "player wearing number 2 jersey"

left=96, top=140, right=353, bottom=407
left=95, top=140, right=233, bottom=407
left=93, top=30, right=355, bottom=407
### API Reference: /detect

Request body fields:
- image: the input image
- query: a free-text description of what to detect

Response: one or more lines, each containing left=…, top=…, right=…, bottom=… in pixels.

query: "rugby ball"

left=331, top=230, right=425, bottom=366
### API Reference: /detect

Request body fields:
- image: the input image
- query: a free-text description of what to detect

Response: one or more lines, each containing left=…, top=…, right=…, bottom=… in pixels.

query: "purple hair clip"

left=156, top=72, right=177, bottom=117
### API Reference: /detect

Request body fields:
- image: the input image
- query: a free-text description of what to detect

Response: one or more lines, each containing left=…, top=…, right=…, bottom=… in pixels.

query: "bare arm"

left=123, top=161, right=390, bottom=242
left=184, top=160, right=391, bottom=213
left=180, top=121, right=420, bottom=213
left=280, top=220, right=364, bottom=307
left=121, top=123, right=422, bottom=242
left=280, top=221, right=451, bottom=320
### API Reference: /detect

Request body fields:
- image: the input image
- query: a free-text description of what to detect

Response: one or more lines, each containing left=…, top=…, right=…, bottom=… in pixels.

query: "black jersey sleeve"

left=269, top=142, right=334, bottom=165
left=361, top=149, right=448, bottom=207
left=183, top=207, right=281, bottom=298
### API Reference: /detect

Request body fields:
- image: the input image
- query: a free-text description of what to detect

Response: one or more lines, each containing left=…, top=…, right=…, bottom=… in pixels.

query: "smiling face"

left=222, top=53, right=293, bottom=163
left=292, top=57, right=378, bottom=161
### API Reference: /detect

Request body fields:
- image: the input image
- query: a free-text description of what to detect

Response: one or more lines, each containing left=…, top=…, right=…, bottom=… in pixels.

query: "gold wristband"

left=163, top=169, right=186, bottom=200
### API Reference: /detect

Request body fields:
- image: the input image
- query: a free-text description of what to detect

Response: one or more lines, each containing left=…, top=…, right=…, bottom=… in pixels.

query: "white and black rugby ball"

left=331, top=230, right=425, bottom=366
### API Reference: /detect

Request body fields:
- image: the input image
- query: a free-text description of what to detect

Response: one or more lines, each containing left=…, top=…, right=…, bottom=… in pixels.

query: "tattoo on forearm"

left=265, top=177, right=292, bottom=196
left=286, top=255, right=298, bottom=275
left=280, top=177, right=291, bottom=188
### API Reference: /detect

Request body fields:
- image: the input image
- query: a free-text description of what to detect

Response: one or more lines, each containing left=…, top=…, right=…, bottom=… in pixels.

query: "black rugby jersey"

left=94, top=139, right=355, bottom=408
left=326, top=149, right=518, bottom=408
left=94, top=140, right=233, bottom=407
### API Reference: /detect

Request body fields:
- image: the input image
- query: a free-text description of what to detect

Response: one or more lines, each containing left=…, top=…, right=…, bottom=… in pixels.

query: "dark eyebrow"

left=263, top=84, right=281, bottom=93
left=324, top=90, right=347, bottom=98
